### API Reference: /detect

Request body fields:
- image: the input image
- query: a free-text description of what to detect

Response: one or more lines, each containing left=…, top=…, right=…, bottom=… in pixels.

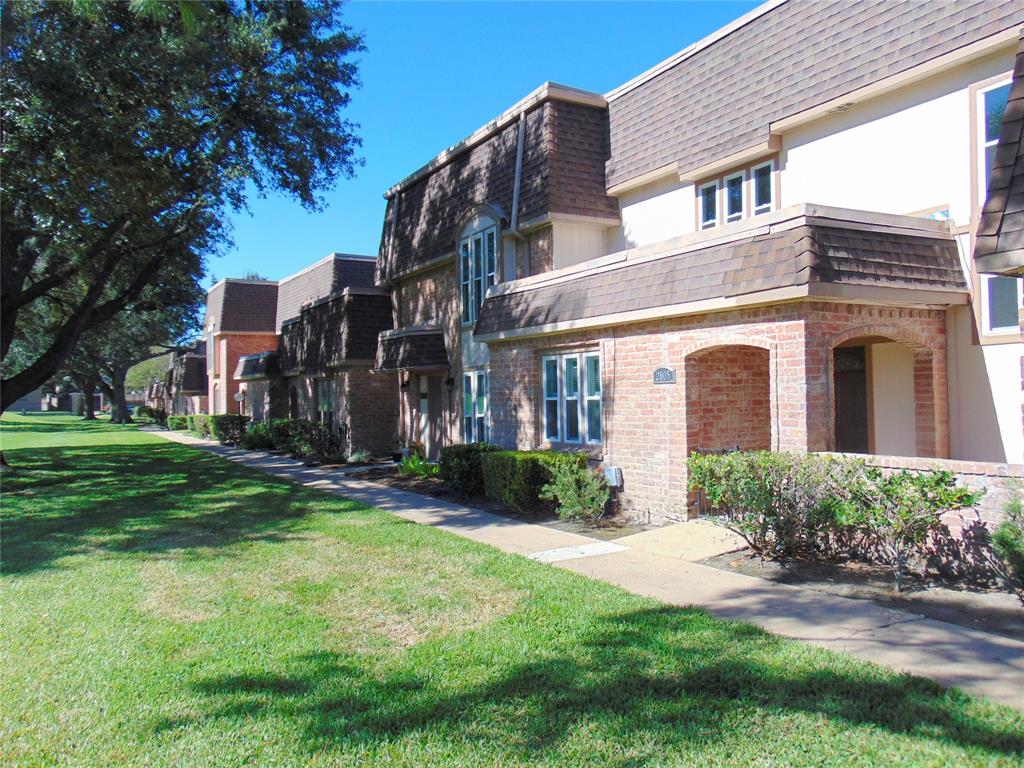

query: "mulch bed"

left=702, top=549, right=1024, bottom=640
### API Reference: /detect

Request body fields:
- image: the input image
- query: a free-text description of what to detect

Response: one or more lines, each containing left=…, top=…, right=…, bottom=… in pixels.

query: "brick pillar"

left=911, top=346, right=948, bottom=458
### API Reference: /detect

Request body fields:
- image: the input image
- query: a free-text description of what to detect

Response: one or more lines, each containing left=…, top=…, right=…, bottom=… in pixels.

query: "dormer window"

left=699, top=181, right=718, bottom=229
left=696, top=158, right=777, bottom=230
left=460, top=223, right=497, bottom=324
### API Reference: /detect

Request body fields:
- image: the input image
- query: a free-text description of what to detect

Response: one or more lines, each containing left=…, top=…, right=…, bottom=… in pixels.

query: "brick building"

left=374, top=1, right=1024, bottom=522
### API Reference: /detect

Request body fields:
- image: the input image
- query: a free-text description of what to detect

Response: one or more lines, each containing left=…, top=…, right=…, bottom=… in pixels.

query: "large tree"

left=0, top=0, right=363, bottom=410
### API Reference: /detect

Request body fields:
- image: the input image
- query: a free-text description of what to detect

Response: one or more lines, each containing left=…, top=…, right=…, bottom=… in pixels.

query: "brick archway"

left=826, top=324, right=947, bottom=458
left=683, top=343, right=776, bottom=455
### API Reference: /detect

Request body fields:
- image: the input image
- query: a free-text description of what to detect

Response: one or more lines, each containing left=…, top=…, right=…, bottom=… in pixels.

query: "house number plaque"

left=653, top=367, right=676, bottom=384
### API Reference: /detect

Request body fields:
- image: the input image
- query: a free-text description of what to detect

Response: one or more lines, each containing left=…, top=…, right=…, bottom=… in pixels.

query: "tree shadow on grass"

left=157, top=607, right=1024, bottom=762
left=1, top=442, right=369, bottom=575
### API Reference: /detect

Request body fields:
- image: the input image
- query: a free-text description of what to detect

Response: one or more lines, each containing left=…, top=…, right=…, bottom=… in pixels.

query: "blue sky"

left=210, top=0, right=758, bottom=286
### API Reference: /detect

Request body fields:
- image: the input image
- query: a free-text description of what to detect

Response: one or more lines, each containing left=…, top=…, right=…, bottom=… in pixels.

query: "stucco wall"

left=869, top=342, right=917, bottom=457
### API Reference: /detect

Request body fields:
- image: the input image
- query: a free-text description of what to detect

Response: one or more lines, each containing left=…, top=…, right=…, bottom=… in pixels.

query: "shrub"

left=991, top=481, right=1024, bottom=604
left=540, top=458, right=610, bottom=523
left=688, top=451, right=864, bottom=564
left=348, top=448, right=372, bottom=464
left=439, top=443, right=500, bottom=497
left=132, top=405, right=146, bottom=419
left=269, top=418, right=297, bottom=452
left=209, top=414, right=247, bottom=445
left=187, top=413, right=210, bottom=438
left=399, top=453, right=439, bottom=479
left=240, top=421, right=275, bottom=450
left=166, top=415, right=188, bottom=431
left=269, top=418, right=346, bottom=461
left=852, top=469, right=983, bottom=592
left=481, top=450, right=587, bottom=513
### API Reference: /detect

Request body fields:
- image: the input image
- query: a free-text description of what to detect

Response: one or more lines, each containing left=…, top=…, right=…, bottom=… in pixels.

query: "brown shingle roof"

left=475, top=213, right=966, bottom=336
left=976, top=30, right=1024, bottom=275
left=378, top=89, right=618, bottom=282
left=205, top=280, right=279, bottom=333
left=275, top=254, right=376, bottom=331
left=374, top=328, right=449, bottom=371
left=606, top=0, right=1023, bottom=189
left=235, top=352, right=279, bottom=381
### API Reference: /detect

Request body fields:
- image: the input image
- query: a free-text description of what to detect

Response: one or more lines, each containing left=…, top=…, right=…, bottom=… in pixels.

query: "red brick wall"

left=341, top=367, right=398, bottom=454
left=686, top=346, right=771, bottom=452
left=210, top=333, right=278, bottom=414
left=488, top=300, right=948, bottom=524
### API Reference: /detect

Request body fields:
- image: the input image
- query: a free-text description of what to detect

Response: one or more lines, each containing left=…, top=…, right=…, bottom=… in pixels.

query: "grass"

left=1, top=413, right=1023, bottom=767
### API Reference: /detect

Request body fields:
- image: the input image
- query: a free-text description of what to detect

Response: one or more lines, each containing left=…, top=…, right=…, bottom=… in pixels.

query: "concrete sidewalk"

left=154, top=429, right=1024, bottom=710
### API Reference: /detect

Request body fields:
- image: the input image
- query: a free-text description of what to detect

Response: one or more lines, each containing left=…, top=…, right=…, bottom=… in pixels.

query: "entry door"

left=834, top=346, right=868, bottom=454
left=418, top=376, right=430, bottom=456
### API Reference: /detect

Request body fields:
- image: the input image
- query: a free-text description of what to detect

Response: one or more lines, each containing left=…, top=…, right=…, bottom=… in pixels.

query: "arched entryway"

left=829, top=327, right=944, bottom=458
left=684, top=344, right=773, bottom=454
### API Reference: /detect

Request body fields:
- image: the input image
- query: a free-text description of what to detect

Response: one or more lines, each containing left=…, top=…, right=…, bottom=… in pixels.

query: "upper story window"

left=206, top=329, right=215, bottom=375
left=460, top=224, right=498, bottom=324
left=697, top=158, right=776, bottom=230
left=975, top=78, right=1020, bottom=337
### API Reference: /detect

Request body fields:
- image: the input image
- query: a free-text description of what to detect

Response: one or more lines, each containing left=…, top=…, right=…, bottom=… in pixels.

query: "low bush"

left=439, top=443, right=500, bottom=497
left=348, top=448, right=373, bottom=464
left=399, top=453, right=438, bottom=479
left=132, top=405, right=146, bottom=419
left=268, top=418, right=346, bottom=461
left=187, top=413, right=210, bottom=439
left=269, top=419, right=296, bottom=452
left=540, top=458, right=610, bottom=523
left=991, top=482, right=1024, bottom=604
left=240, top=421, right=275, bottom=450
left=209, top=414, right=247, bottom=446
left=480, top=450, right=587, bottom=513
left=166, top=415, right=188, bottom=431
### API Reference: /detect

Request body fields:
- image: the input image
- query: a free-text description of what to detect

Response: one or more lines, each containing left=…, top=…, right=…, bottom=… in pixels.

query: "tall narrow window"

left=563, top=356, right=580, bottom=442
left=752, top=161, right=773, bottom=215
left=584, top=353, right=602, bottom=443
left=724, top=172, right=744, bottom=223
left=981, top=82, right=1011, bottom=194
left=542, top=352, right=601, bottom=445
left=463, top=370, right=489, bottom=443
left=699, top=182, right=717, bottom=229
left=543, top=356, right=560, bottom=441
left=460, top=224, right=498, bottom=323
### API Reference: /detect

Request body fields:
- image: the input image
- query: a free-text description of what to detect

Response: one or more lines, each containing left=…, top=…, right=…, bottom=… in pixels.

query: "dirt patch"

left=353, top=465, right=650, bottom=542
left=702, top=550, right=1024, bottom=641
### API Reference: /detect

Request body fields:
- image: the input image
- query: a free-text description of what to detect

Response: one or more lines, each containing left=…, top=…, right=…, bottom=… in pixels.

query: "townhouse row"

left=171, top=0, right=1024, bottom=524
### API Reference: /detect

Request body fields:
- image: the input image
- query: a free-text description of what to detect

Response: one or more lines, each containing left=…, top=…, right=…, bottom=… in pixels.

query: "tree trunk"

left=71, top=373, right=98, bottom=420
left=110, top=367, right=132, bottom=424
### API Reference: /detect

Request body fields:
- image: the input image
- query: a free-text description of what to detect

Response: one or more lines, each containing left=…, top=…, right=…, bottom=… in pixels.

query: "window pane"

left=545, top=400, right=560, bottom=439
left=701, top=185, right=716, bottom=224
left=544, top=358, right=559, bottom=397
left=988, top=276, right=1020, bottom=331
left=566, top=399, right=580, bottom=441
left=565, top=357, right=579, bottom=398
left=585, top=355, right=600, bottom=396
left=463, top=375, right=472, bottom=416
left=476, top=372, right=486, bottom=415
left=587, top=399, right=602, bottom=442
left=461, top=283, right=471, bottom=323
left=726, top=176, right=743, bottom=217
left=461, top=241, right=471, bottom=279
left=476, top=416, right=485, bottom=442
left=464, top=416, right=473, bottom=442
left=985, top=83, right=1011, bottom=143
left=486, top=230, right=496, bottom=283
left=754, top=165, right=772, bottom=209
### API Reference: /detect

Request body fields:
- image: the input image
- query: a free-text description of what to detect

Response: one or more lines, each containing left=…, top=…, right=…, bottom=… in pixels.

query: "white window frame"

left=751, top=160, right=774, bottom=215
left=542, top=351, right=602, bottom=445
left=698, top=181, right=718, bottom=230
left=462, top=370, right=489, bottom=443
left=981, top=274, right=1023, bottom=335
left=460, top=224, right=498, bottom=324
left=723, top=170, right=745, bottom=223
left=977, top=78, right=1012, bottom=207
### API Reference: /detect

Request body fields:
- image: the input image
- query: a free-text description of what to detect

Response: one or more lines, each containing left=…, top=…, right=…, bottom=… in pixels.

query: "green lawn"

left=2, top=413, right=1022, bottom=767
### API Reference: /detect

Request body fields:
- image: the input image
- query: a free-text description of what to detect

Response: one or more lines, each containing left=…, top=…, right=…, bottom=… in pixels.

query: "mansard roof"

left=606, top=0, right=1022, bottom=190
left=475, top=205, right=968, bottom=339
left=204, top=279, right=278, bottom=334
left=275, top=253, right=376, bottom=331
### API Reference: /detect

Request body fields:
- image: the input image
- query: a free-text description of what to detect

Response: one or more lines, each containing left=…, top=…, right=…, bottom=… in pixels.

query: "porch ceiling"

left=475, top=215, right=967, bottom=338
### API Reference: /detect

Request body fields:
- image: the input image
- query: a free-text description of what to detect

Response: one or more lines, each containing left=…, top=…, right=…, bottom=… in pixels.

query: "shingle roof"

left=275, top=254, right=376, bottom=331
left=235, top=352, right=279, bottom=382
left=375, top=329, right=449, bottom=371
left=606, top=0, right=1023, bottom=188
left=976, top=30, right=1024, bottom=275
left=378, top=90, right=618, bottom=282
left=205, top=280, right=279, bottom=333
left=475, top=212, right=966, bottom=336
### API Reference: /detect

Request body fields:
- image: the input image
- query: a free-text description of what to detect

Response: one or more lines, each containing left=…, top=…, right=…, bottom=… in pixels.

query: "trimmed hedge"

left=166, top=415, right=188, bottom=431
left=439, top=443, right=500, bottom=497
left=187, top=413, right=210, bottom=438
left=240, top=421, right=275, bottom=450
left=480, top=450, right=588, bottom=513
left=209, top=414, right=247, bottom=446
